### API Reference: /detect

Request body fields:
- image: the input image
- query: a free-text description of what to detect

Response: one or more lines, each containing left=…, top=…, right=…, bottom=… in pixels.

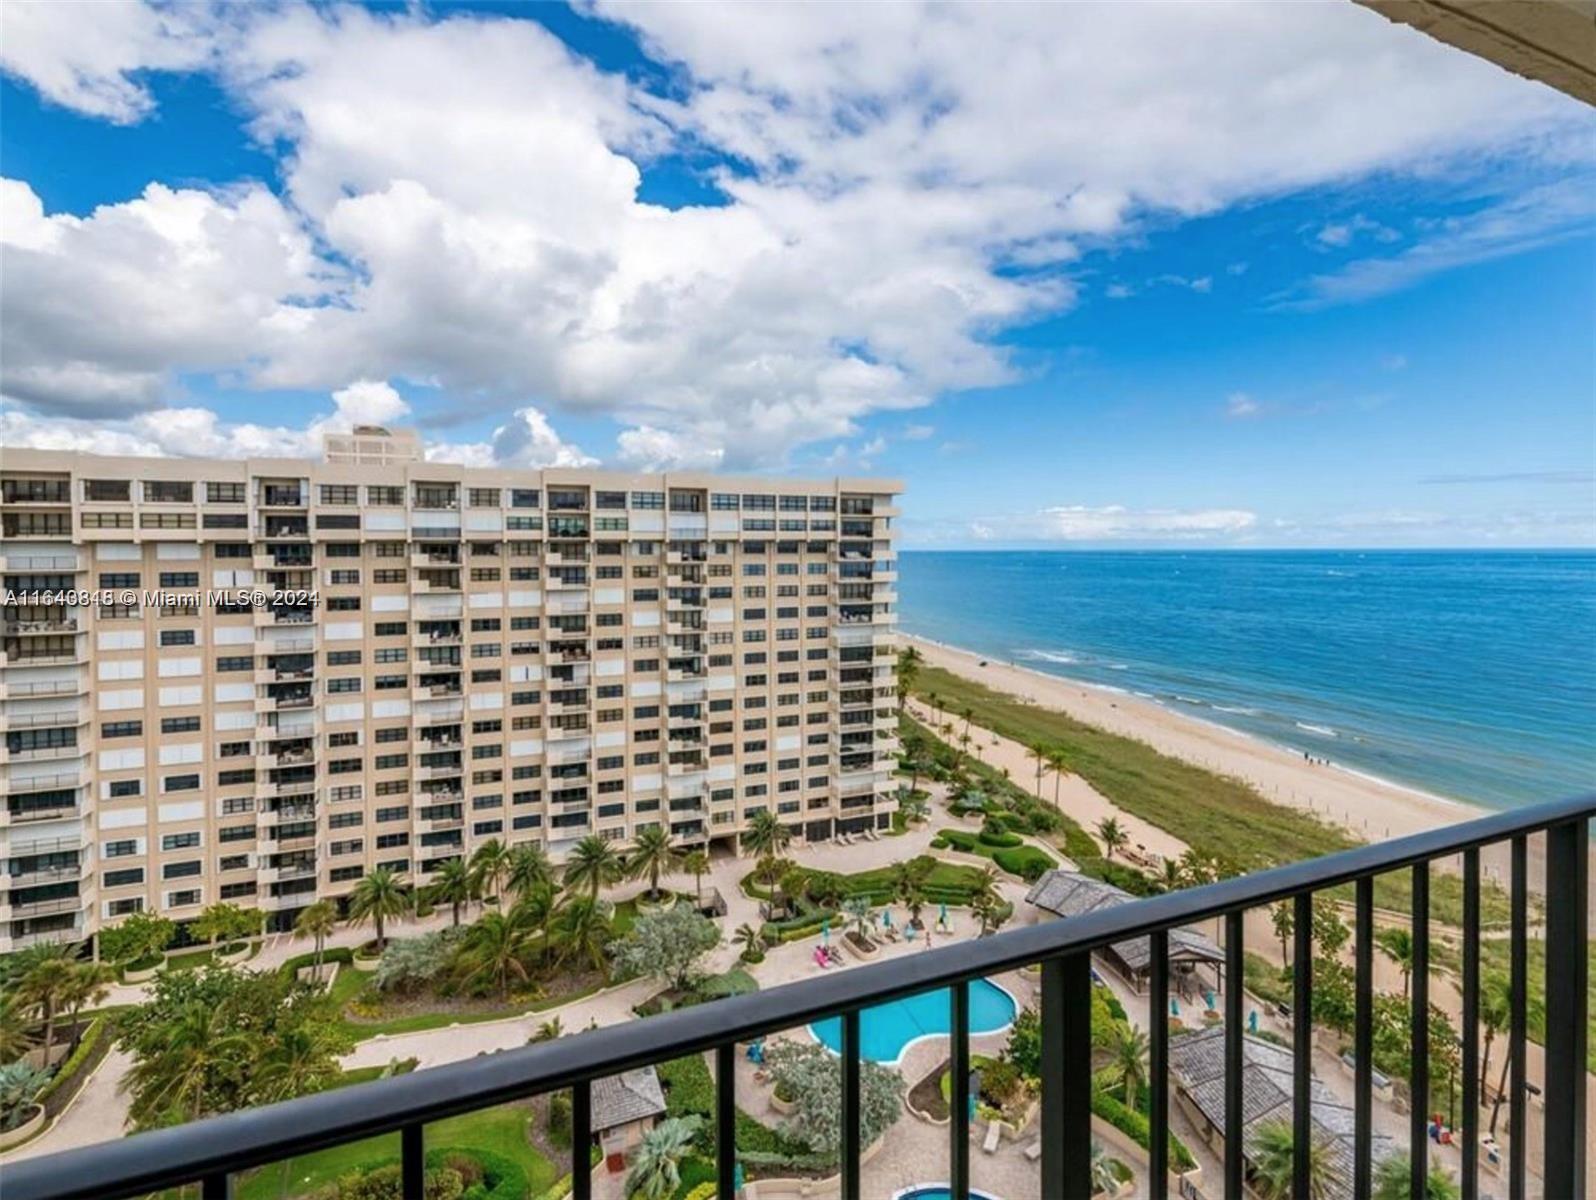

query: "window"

left=206, top=481, right=245, bottom=504
left=367, top=485, right=404, bottom=506
left=103, top=839, right=139, bottom=858
left=164, top=774, right=200, bottom=793
left=469, top=487, right=501, bottom=507
left=161, top=832, right=201, bottom=851
left=631, top=491, right=664, bottom=509
left=162, top=860, right=202, bottom=879
left=319, top=484, right=358, bottom=505
left=215, top=655, right=252, bottom=672
left=158, top=572, right=199, bottom=588
left=109, top=780, right=142, bottom=798
left=160, top=629, right=196, bottom=646
left=85, top=479, right=131, bottom=502
left=104, top=868, right=144, bottom=888
left=101, top=720, right=143, bottom=739
left=143, top=481, right=194, bottom=503
left=161, top=716, right=201, bottom=734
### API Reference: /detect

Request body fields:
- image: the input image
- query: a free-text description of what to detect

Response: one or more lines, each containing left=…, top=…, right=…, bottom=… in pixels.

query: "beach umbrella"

left=1170, top=997, right=1180, bottom=1018
left=881, top=909, right=892, bottom=929
left=821, top=919, right=830, bottom=944
left=1248, top=1010, right=1259, bottom=1034
left=939, top=901, right=948, bottom=925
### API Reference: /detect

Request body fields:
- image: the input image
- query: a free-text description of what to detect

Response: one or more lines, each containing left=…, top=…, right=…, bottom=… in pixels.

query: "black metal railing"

left=7, top=794, right=1591, bottom=1200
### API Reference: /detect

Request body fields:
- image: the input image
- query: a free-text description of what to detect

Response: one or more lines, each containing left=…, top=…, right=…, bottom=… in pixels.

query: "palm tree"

left=256, top=1020, right=350, bottom=1196
left=1156, top=857, right=1182, bottom=893
left=1376, top=927, right=1415, bottom=999
left=1047, top=750, right=1069, bottom=809
left=896, top=645, right=922, bottom=713
left=681, top=849, right=711, bottom=905
left=1096, top=816, right=1128, bottom=861
left=627, top=825, right=681, bottom=901
left=505, top=842, right=554, bottom=904
left=124, top=1001, right=251, bottom=1126
left=1026, top=743, right=1048, bottom=799
left=457, top=909, right=532, bottom=996
left=293, top=900, right=340, bottom=979
left=732, top=923, right=766, bottom=961
left=529, top=1016, right=564, bottom=1044
left=470, top=838, right=511, bottom=906
left=1477, top=969, right=1510, bottom=1100
left=958, top=730, right=973, bottom=766
left=563, top=835, right=624, bottom=901
left=347, top=867, right=412, bottom=951
left=0, top=992, right=35, bottom=1061
left=511, top=885, right=557, bottom=966
left=1249, top=1118, right=1348, bottom=1200
left=60, top=960, right=113, bottom=1053
left=427, top=858, right=475, bottom=927
left=961, top=705, right=974, bottom=740
left=624, top=1115, right=704, bottom=1200
left=553, top=896, right=614, bottom=975
left=1108, top=1024, right=1150, bottom=1111
left=891, top=857, right=933, bottom=925
left=1270, top=901, right=1295, bottom=965
left=15, top=943, right=77, bottom=1055
left=1372, top=1152, right=1461, bottom=1200
left=742, top=808, right=791, bottom=861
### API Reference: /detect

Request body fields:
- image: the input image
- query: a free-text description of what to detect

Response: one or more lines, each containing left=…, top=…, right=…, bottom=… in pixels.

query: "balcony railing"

left=7, top=793, right=1592, bottom=1200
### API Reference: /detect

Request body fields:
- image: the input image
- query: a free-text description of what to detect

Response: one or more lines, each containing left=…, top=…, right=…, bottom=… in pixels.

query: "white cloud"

left=1, top=1, right=1590, bottom=464
left=0, top=0, right=213, bottom=123
left=901, top=423, right=935, bottom=440
left=1315, top=213, right=1400, bottom=247
left=1282, top=179, right=1596, bottom=309
left=1225, top=392, right=1263, bottom=419
left=615, top=426, right=724, bottom=471
left=0, top=384, right=592, bottom=468
left=1104, top=283, right=1134, bottom=300
left=1039, top=505, right=1258, bottom=540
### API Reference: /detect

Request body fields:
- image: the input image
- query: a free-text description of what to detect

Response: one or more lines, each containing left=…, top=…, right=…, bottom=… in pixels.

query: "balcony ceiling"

left=1355, top=0, right=1596, bottom=105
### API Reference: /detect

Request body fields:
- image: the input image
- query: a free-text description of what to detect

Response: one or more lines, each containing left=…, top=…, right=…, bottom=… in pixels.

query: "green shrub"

left=546, top=1092, right=572, bottom=1147
left=977, top=829, right=1022, bottom=849
left=1091, top=1089, right=1195, bottom=1170
left=680, top=1183, right=719, bottom=1200
left=34, top=1018, right=105, bottom=1115
left=991, top=846, right=1054, bottom=881
left=674, top=1155, right=717, bottom=1197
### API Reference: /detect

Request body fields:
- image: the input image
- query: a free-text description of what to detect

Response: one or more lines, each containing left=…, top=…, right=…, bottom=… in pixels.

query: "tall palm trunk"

left=1489, top=1044, right=1513, bottom=1134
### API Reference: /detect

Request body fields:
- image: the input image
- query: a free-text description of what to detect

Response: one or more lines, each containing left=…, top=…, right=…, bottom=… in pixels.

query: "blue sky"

left=1, top=1, right=1592, bottom=547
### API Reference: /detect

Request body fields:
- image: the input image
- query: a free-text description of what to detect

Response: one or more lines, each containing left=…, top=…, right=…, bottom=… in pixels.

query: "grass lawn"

left=911, top=666, right=1516, bottom=929
left=234, top=1102, right=560, bottom=1200
left=333, top=968, right=606, bottom=1041
left=161, top=942, right=261, bottom=972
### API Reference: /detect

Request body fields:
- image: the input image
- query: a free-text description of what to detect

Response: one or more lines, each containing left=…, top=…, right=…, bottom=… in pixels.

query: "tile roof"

left=1023, top=869, right=1224, bottom=971
left=590, top=1066, right=667, bottom=1132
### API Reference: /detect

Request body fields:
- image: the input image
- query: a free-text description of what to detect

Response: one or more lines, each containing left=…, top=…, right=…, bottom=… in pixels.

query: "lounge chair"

left=1024, top=1139, right=1042, bottom=1162
left=982, top=1121, right=1003, bottom=1153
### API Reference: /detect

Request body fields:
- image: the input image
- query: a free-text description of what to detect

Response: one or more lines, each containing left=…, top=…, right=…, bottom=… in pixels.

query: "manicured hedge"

left=978, top=830, right=1023, bottom=849
left=680, top=1183, right=718, bottom=1200
left=35, top=1018, right=108, bottom=1118
left=1092, top=1089, right=1195, bottom=1170
left=931, top=828, right=1056, bottom=882
left=277, top=946, right=355, bottom=979
left=656, top=1054, right=810, bottom=1159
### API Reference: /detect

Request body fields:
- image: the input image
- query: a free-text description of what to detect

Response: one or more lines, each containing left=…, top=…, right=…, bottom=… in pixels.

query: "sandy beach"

left=906, top=634, right=1592, bottom=912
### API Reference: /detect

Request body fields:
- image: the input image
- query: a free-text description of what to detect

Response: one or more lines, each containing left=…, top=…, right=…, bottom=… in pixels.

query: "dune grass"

left=911, top=665, right=1516, bottom=929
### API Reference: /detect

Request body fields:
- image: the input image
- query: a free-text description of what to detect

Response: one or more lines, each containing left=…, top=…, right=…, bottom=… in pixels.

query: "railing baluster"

left=715, top=1043, right=737, bottom=1200
left=1293, top=891, right=1314, bottom=1200
left=842, top=1009, right=861, bottom=1200
left=1461, top=849, right=1479, bottom=1200
left=1543, top=818, right=1589, bottom=1198
left=201, top=1172, right=231, bottom=1200
left=1149, top=931, right=1169, bottom=1200
left=1509, top=835, right=1527, bottom=1200
left=1041, top=953, right=1093, bottom=1198
left=401, top=1121, right=425, bottom=1200
left=1410, top=863, right=1430, bottom=1200
left=950, top=980, right=971, bottom=1200
left=1355, top=876, right=1373, bottom=1200
left=572, top=1080, right=591, bottom=1200
left=1224, top=911, right=1244, bottom=1200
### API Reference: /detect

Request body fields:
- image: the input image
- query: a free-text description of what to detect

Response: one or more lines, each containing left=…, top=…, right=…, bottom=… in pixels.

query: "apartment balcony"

left=24, top=792, right=1585, bottom=1200
left=0, top=552, right=79, bottom=572
left=550, top=641, right=591, bottom=663
left=415, top=760, right=463, bottom=780
left=5, top=861, right=84, bottom=888
left=259, top=487, right=308, bottom=508
left=418, top=733, right=462, bottom=751
left=411, top=701, right=465, bottom=725
left=0, top=742, right=85, bottom=765
left=0, top=708, right=85, bottom=732
left=257, top=861, right=317, bottom=884
left=262, top=802, right=317, bottom=823
left=411, top=682, right=463, bottom=702
left=2, top=617, right=79, bottom=637
left=410, top=550, right=461, bottom=569
left=665, top=757, right=706, bottom=777
left=0, top=678, right=84, bottom=702
left=1, top=649, right=87, bottom=668
left=544, top=548, right=589, bottom=567
left=4, top=893, right=83, bottom=920
left=253, top=606, right=315, bottom=628
left=546, top=723, right=590, bottom=743
left=268, top=832, right=318, bottom=853
left=412, top=629, right=462, bottom=649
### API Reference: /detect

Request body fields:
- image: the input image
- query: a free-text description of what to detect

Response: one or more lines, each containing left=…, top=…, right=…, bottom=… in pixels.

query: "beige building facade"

left=0, top=434, right=900, bottom=948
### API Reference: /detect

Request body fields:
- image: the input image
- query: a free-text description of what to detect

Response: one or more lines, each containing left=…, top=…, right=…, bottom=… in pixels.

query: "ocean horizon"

left=898, top=549, right=1596, bottom=813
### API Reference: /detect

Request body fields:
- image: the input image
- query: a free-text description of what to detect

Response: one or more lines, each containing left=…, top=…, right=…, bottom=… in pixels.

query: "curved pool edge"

left=806, top=975, right=1021, bottom=1068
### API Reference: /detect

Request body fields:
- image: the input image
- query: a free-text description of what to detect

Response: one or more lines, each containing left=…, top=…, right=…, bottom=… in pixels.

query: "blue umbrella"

left=1170, top=997, right=1180, bottom=1018
left=939, top=901, right=948, bottom=925
left=821, top=920, right=830, bottom=944
left=881, top=909, right=893, bottom=929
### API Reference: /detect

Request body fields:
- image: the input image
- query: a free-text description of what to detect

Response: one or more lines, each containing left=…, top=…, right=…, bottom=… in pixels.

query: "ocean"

left=898, top=550, right=1596, bottom=812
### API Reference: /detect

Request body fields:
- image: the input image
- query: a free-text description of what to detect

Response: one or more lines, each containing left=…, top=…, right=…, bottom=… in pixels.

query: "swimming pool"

left=809, top=978, right=1017, bottom=1064
left=890, top=1186, right=1000, bottom=1200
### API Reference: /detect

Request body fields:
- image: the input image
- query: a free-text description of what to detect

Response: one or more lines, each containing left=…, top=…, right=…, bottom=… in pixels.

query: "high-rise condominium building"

left=0, top=432, right=901, bottom=951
